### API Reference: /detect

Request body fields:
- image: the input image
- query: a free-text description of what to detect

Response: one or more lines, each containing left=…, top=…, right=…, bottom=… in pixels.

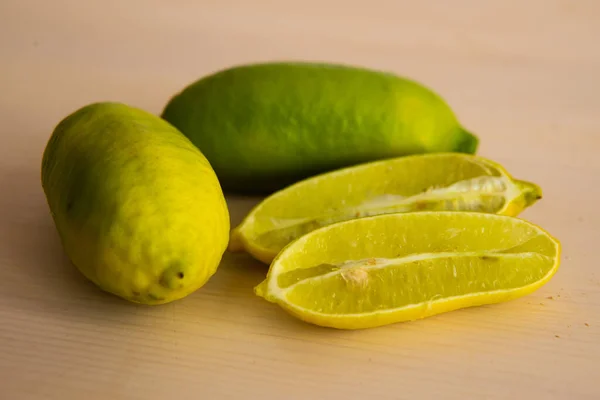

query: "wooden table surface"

left=1, top=1, right=598, bottom=399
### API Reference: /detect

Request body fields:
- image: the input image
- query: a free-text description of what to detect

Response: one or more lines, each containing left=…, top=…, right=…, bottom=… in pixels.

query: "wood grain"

left=1, top=1, right=598, bottom=399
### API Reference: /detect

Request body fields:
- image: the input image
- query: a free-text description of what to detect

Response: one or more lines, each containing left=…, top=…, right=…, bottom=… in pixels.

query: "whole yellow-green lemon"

left=41, top=102, right=230, bottom=304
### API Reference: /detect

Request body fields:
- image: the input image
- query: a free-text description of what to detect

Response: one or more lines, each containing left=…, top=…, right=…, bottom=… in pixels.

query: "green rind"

left=161, top=61, right=478, bottom=194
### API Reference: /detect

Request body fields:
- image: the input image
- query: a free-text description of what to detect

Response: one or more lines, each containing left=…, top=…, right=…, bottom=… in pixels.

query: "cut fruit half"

left=254, top=212, right=560, bottom=330
left=230, top=153, right=543, bottom=264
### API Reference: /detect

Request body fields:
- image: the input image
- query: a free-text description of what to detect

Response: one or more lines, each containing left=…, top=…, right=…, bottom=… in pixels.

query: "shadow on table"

left=0, top=165, right=138, bottom=318
left=0, top=166, right=297, bottom=328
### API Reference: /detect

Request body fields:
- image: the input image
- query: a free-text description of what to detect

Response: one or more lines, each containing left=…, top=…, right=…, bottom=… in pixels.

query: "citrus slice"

left=254, top=212, right=560, bottom=330
left=230, top=153, right=543, bottom=264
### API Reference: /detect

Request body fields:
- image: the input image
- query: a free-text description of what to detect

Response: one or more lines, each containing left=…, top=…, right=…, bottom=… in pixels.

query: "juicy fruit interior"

left=236, top=155, right=542, bottom=258
left=258, top=212, right=559, bottom=324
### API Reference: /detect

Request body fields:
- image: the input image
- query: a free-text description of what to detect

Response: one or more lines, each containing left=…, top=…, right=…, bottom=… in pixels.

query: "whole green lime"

left=161, top=62, right=478, bottom=194
left=41, top=102, right=230, bottom=304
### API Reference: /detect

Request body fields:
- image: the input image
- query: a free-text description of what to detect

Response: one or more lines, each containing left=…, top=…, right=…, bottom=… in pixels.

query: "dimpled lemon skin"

left=41, top=102, right=230, bottom=304
left=161, top=61, right=479, bottom=194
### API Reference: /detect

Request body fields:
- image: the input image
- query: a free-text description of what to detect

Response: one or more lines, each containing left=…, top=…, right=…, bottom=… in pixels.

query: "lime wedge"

left=255, top=212, right=560, bottom=329
left=231, top=153, right=543, bottom=264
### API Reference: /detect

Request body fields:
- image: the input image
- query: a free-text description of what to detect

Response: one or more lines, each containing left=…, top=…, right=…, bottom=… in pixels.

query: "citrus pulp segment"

left=254, top=212, right=560, bottom=329
left=230, top=153, right=543, bottom=264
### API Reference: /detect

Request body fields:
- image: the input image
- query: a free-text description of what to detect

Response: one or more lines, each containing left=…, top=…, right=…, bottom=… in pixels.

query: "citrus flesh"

left=231, top=153, right=542, bottom=264
left=161, top=62, right=478, bottom=194
left=41, top=102, right=230, bottom=304
left=254, top=212, right=560, bottom=329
